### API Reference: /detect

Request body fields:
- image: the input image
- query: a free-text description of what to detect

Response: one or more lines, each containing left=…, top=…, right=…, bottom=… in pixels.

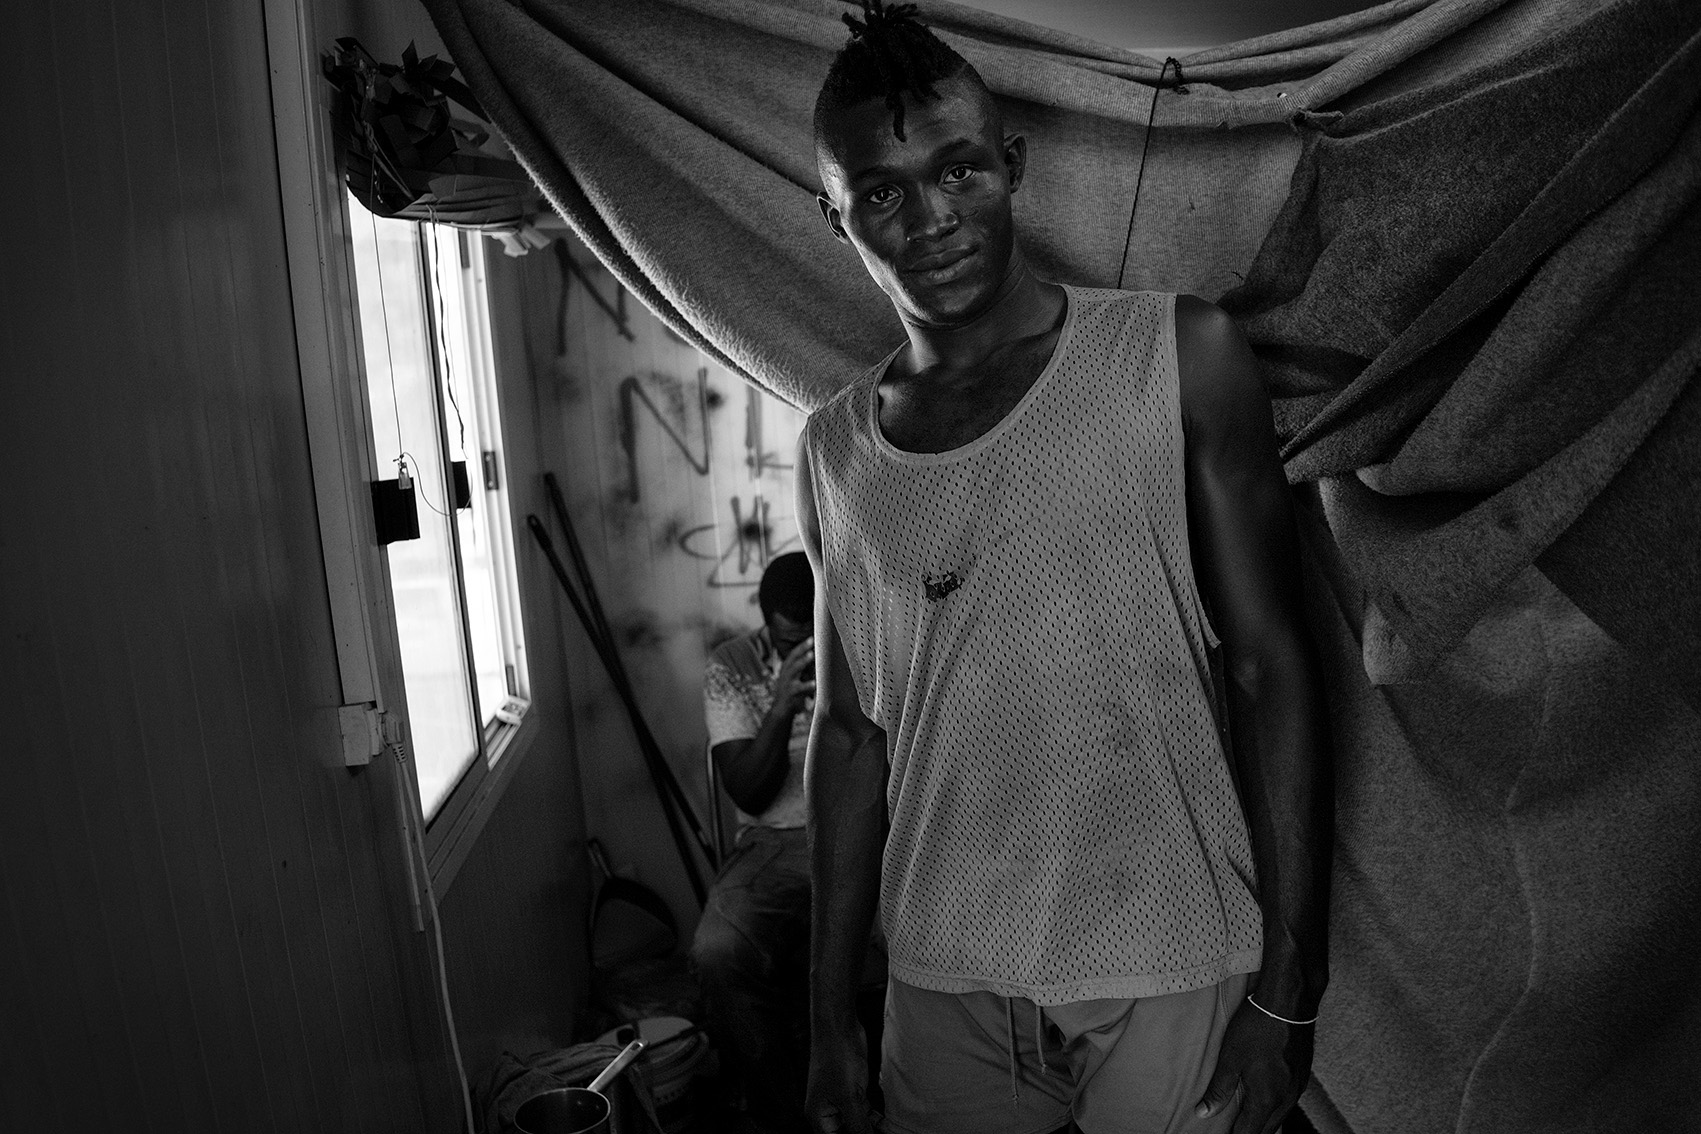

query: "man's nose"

left=906, top=188, right=959, bottom=242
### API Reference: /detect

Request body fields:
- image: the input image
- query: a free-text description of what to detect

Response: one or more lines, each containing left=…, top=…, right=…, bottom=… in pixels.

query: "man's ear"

left=817, top=190, right=850, bottom=243
left=1003, top=133, right=1028, bottom=194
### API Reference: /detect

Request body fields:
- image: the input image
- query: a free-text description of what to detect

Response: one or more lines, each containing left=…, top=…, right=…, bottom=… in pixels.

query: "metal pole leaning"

left=541, top=474, right=718, bottom=863
left=526, top=514, right=709, bottom=906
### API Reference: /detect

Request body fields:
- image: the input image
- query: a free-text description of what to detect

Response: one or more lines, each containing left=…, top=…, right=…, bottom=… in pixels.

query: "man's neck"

left=896, top=253, right=1063, bottom=380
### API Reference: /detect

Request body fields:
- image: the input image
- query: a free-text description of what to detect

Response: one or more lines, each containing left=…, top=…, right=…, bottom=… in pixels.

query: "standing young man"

left=797, top=6, right=1332, bottom=1134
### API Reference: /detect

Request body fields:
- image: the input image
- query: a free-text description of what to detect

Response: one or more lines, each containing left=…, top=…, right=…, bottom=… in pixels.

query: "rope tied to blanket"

left=1115, top=57, right=1188, bottom=289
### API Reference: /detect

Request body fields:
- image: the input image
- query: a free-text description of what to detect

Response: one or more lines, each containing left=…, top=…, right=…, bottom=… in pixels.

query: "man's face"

left=817, top=76, right=1024, bottom=328
left=766, top=610, right=812, bottom=658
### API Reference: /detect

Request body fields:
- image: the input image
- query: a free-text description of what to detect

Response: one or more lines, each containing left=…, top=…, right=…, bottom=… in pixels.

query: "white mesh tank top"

left=800, top=288, right=1263, bottom=1003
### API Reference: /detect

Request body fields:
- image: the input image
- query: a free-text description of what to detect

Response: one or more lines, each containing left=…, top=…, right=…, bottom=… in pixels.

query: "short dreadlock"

left=814, top=0, right=984, bottom=144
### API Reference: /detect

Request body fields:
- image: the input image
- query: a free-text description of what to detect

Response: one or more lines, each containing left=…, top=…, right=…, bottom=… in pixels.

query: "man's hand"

left=806, top=1022, right=875, bottom=1134
left=775, top=637, right=816, bottom=715
left=1195, top=1001, right=1313, bottom=1134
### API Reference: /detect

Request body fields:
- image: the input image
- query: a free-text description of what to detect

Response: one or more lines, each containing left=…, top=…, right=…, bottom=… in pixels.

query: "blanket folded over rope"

left=422, top=0, right=1696, bottom=696
left=1220, top=0, right=1701, bottom=691
left=417, top=0, right=1701, bottom=1129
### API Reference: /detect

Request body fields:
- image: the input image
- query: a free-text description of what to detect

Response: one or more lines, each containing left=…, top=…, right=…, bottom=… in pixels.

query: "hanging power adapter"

left=449, top=459, right=472, bottom=510
left=371, top=474, right=421, bottom=544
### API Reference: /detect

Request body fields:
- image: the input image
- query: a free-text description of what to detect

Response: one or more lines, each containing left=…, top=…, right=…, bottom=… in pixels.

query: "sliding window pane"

left=348, top=199, right=479, bottom=818
left=424, top=226, right=513, bottom=732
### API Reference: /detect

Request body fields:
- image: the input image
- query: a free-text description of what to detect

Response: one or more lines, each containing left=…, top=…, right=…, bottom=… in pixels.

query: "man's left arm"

left=1173, top=295, right=1333, bottom=1134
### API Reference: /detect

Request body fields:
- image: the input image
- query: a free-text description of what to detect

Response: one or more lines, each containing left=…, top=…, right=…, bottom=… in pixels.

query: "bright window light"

left=346, top=195, right=529, bottom=821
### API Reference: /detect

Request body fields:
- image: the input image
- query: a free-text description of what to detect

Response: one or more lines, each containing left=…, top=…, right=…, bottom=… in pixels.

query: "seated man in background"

left=692, top=551, right=817, bottom=1134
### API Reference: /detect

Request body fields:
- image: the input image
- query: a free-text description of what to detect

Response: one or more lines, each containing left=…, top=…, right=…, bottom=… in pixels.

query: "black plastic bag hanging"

left=321, top=38, right=540, bottom=228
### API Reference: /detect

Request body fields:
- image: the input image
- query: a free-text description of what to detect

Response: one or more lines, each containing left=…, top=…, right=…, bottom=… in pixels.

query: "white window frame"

left=380, top=217, right=536, bottom=877
left=263, top=0, right=538, bottom=900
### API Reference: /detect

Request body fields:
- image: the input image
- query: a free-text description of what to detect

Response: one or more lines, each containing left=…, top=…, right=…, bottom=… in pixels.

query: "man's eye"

left=943, top=165, right=974, bottom=183
left=866, top=186, right=899, bottom=205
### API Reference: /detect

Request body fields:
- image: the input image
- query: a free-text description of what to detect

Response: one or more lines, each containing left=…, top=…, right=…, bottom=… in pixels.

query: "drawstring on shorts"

left=1005, top=997, right=1018, bottom=1102
left=1005, top=997, right=1052, bottom=1103
left=1034, top=1000, right=1049, bottom=1078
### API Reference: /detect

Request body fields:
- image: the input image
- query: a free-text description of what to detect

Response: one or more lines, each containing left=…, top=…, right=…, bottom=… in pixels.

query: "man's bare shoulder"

left=1172, top=293, right=1269, bottom=445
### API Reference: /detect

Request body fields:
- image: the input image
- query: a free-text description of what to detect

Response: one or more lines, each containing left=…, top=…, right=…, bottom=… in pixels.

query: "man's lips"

left=903, top=246, right=976, bottom=275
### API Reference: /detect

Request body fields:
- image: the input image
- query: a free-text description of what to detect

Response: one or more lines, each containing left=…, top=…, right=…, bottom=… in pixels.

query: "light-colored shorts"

left=879, top=972, right=1250, bottom=1134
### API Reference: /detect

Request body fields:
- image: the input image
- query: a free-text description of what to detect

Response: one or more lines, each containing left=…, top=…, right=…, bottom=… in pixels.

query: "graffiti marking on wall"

left=678, top=495, right=800, bottom=589
left=619, top=367, right=711, bottom=502
left=555, top=240, right=634, bottom=341
left=744, top=385, right=792, bottom=480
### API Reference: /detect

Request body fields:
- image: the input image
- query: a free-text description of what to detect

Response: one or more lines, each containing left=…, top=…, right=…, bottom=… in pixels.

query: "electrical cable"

left=398, top=452, right=452, bottom=518
left=423, top=213, right=470, bottom=456
left=393, top=741, right=478, bottom=1134
left=366, top=206, right=407, bottom=473
left=362, top=192, right=478, bottom=1134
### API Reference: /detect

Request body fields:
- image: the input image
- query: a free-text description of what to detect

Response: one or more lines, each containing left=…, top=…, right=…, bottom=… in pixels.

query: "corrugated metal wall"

left=0, top=0, right=591, bottom=1128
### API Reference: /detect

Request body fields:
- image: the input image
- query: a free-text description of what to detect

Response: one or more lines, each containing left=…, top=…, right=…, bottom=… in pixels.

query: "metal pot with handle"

left=515, top=1040, right=645, bottom=1134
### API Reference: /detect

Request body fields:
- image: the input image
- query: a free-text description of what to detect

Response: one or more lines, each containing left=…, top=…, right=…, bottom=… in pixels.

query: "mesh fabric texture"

left=801, top=288, right=1262, bottom=1003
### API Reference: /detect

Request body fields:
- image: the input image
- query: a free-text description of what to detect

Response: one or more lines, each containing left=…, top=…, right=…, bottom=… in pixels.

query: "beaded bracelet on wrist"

left=1246, top=993, right=1318, bottom=1026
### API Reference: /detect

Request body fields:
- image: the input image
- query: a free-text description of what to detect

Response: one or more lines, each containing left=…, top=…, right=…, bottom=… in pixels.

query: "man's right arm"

left=797, top=447, right=887, bottom=1134
left=711, top=638, right=814, bottom=815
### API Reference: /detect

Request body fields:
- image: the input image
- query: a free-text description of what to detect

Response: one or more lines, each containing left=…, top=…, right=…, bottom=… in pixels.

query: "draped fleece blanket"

left=416, top=0, right=1701, bottom=1129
